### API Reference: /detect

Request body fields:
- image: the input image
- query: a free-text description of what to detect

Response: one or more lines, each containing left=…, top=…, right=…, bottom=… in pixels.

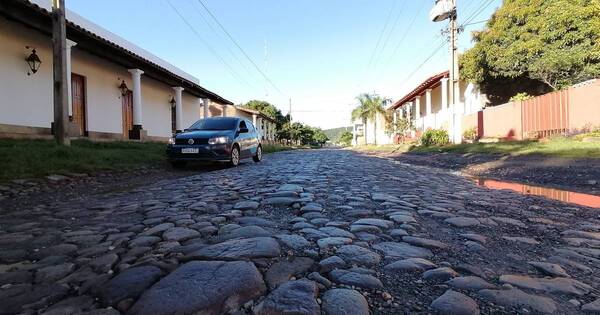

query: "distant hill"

left=323, top=126, right=352, bottom=143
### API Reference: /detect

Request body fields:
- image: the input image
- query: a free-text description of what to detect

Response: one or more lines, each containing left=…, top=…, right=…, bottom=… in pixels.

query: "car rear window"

left=188, top=118, right=238, bottom=131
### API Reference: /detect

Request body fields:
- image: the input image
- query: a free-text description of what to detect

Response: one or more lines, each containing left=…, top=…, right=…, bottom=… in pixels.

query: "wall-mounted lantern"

left=25, top=46, right=41, bottom=75
left=169, top=96, right=176, bottom=108
left=118, top=80, right=129, bottom=96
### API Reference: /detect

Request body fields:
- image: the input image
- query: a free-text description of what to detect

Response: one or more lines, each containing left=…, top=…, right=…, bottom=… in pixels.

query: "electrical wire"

left=372, top=0, right=407, bottom=68
left=461, top=0, right=495, bottom=26
left=190, top=1, right=257, bottom=83
left=165, top=0, right=253, bottom=89
left=196, top=0, right=287, bottom=98
left=367, top=0, right=398, bottom=67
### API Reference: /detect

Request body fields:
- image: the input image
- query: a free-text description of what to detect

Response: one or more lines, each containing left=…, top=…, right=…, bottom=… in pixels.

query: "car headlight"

left=167, top=138, right=176, bottom=145
left=208, top=136, right=229, bottom=145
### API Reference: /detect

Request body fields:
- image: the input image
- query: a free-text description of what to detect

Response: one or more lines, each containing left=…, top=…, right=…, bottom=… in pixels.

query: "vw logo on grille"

left=188, top=139, right=194, bottom=145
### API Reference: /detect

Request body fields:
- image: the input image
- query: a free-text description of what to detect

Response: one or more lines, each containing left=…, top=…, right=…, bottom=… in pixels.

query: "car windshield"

left=187, top=118, right=238, bottom=131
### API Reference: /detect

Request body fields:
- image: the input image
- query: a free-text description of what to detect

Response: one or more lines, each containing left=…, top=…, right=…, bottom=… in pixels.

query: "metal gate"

left=521, top=89, right=570, bottom=138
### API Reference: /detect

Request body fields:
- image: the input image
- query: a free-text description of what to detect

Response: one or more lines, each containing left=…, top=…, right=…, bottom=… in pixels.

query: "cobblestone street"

left=1, top=149, right=599, bottom=314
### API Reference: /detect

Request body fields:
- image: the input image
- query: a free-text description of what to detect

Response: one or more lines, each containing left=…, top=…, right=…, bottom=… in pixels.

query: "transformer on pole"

left=430, top=0, right=460, bottom=143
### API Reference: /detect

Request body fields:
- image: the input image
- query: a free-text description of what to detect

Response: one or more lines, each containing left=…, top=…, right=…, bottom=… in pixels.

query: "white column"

left=441, top=78, right=449, bottom=110
left=425, top=89, right=432, bottom=116
left=128, top=69, right=144, bottom=128
left=222, top=104, right=227, bottom=117
left=202, top=98, right=210, bottom=118
left=66, top=39, right=77, bottom=117
left=415, top=97, right=421, bottom=119
left=252, top=113, right=257, bottom=127
left=406, top=102, right=412, bottom=121
left=173, top=87, right=184, bottom=132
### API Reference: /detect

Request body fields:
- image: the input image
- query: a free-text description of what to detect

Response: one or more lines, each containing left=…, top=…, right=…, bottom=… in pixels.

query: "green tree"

left=339, top=130, right=353, bottom=146
left=384, top=112, right=413, bottom=144
left=460, top=0, right=600, bottom=94
left=241, top=100, right=287, bottom=129
left=351, top=93, right=388, bottom=145
left=312, top=128, right=329, bottom=146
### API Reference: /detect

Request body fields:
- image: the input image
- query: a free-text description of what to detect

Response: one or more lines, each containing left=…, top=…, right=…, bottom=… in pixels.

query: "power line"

left=360, top=1, right=426, bottom=89
left=189, top=1, right=257, bottom=83
left=398, top=39, right=447, bottom=88
left=372, top=0, right=407, bottom=68
left=461, top=0, right=495, bottom=26
left=378, top=1, right=428, bottom=75
left=367, top=0, right=398, bottom=67
left=164, top=0, right=252, bottom=89
left=196, top=0, right=287, bottom=98
left=463, top=19, right=489, bottom=27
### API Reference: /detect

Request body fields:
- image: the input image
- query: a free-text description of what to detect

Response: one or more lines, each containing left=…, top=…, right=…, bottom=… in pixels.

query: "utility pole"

left=449, top=0, right=458, bottom=111
left=431, top=0, right=460, bottom=143
left=288, top=98, right=292, bottom=123
left=52, top=0, right=70, bottom=145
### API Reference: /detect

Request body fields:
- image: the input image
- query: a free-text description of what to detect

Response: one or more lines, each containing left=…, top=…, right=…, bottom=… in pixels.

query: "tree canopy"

left=338, top=131, right=353, bottom=147
left=240, top=100, right=288, bottom=128
left=351, top=93, right=387, bottom=124
left=460, top=0, right=600, bottom=96
left=351, top=93, right=389, bottom=145
left=276, top=122, right=329, bottom=146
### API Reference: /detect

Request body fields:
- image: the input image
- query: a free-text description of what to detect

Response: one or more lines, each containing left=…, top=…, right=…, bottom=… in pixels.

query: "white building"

left=351, top=111, right=391, bottom=146
left=223, top=106, right=277, bottom=143
left=353, top=71, right=485, bottom=145
left=0, top=0, right=233, bottom=141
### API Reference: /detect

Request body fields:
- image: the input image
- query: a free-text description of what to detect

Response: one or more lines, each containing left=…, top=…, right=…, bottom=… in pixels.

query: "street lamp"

left=118, top=80, right=129, bottom=96
left=25, top=46, right=41, bottom=75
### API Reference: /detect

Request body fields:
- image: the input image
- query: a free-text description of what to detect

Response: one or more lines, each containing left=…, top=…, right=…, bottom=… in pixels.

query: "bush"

left=463, top=127, right=478, bottom=141
left=420, top=129, right=449, bottom=146
left=510, top=92, right=534, bottom=102
left=338, top=131, right=353, bottom=147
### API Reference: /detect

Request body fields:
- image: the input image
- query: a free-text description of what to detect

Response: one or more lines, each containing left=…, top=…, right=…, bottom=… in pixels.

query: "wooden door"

left=122, top=91, right=133, bottom=138
left=71, top=73, right=86, bottom=136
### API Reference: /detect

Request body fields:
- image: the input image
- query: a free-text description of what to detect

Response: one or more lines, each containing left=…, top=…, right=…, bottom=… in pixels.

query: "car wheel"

left=253, top=145, right=262, bottom=163
left=228, top=145, right=240, bottom=167
left=170, top=161, right=187, bottom=169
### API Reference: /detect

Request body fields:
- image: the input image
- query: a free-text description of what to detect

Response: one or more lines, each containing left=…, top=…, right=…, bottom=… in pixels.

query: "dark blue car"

left=166, top=117, right=262, bottom=168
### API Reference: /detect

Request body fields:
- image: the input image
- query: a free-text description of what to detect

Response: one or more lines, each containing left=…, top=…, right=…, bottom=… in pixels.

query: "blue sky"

left=67, top=0, right=501, bottom=129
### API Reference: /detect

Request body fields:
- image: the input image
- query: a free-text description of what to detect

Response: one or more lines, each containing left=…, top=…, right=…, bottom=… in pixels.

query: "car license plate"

left=181, top=148, right=199, bottom=154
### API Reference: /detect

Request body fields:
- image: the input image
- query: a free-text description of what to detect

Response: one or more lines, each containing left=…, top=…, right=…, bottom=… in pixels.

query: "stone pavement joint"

left=0, top=149, right=598, bottom=314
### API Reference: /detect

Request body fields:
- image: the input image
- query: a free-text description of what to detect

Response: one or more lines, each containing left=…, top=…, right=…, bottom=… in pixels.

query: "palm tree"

left=351, top=93, right=387, bottom=145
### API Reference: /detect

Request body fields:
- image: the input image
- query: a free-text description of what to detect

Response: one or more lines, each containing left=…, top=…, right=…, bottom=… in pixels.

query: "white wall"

left=0, top=16, right=207, bottom=140
left=0, top=18, right=53, bottom=129
left=71, top=49, right=127, bottom=135
left=362, top=112, right=391, bottom=145
left=140, top=77, right=173, bottom=138
left=181, top=94, right=201, bottom=129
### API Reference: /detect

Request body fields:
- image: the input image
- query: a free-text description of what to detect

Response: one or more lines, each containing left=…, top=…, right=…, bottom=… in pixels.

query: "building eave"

left=0, top=0, right=234, bottom=105
left=389, top=71, right=449, bottom=110
left=235, top=106, right=277, bottom=123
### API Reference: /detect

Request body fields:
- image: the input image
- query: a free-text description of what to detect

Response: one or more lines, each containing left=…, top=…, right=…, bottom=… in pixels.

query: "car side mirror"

left=239, top=127, right=249, bottom=133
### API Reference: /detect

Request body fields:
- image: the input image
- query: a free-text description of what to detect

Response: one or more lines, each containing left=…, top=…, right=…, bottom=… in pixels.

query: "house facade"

left=223, top=106, right=277, bottom=143
left=0, top=0, right=233, bottom=141
left=351, top=111, right=390, bottom=146
left=353, top=70, right=486, bottom=145
left=389, top=71, right=485, bottom=143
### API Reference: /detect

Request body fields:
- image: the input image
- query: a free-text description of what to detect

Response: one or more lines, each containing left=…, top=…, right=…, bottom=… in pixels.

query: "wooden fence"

left=521, top=89, right=570, bottom=138
left=462, top=79, right=600, bottom=140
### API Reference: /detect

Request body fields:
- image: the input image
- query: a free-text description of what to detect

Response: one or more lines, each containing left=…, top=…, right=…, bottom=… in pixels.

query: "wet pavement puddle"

left=473, top=178, right=600, bottom=208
